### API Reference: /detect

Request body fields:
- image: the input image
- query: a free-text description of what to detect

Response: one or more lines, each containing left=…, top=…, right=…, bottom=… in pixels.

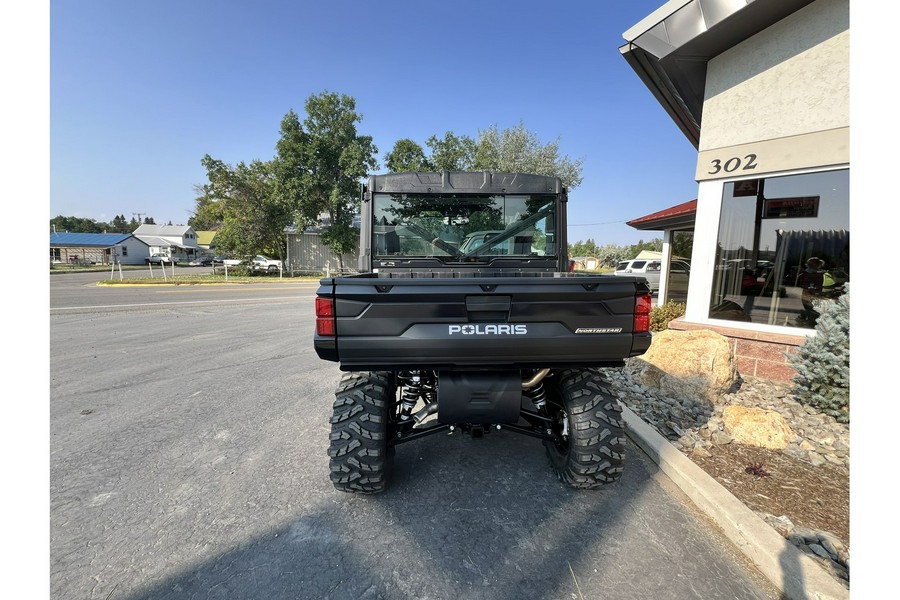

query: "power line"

left=568, top=220, right=627, bottom=226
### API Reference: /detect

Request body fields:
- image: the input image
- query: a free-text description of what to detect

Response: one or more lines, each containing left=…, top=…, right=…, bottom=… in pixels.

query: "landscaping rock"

left=624, top=329, right=737, bottom=402
left=721, top=405, right=794, bottom=450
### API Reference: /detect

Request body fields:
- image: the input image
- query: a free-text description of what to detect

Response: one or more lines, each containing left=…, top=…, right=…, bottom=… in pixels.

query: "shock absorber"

left=398, top=371, right=423, bottom=421
left=523, top=368, right=550, bottom=414
left=526, top=381, right=547, bottom=412
left=421, top=372, right=436, bottom=404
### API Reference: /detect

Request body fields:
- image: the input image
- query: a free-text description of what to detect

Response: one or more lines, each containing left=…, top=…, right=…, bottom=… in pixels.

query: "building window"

left=708, top=169, right=849, bottom=329
left=666, top=231, right=693, bottom=304
left=51, top=248, right=61, bottom=261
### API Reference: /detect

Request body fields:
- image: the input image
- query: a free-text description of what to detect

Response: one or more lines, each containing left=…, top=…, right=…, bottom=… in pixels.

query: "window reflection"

left=665, top=231, right=693, bottom=304
left=708, top=169, right=849, bottom=329
left=371, top=193, right=556, bottom=262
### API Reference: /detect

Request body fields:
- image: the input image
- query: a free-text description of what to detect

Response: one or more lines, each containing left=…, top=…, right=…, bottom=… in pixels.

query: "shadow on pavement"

left=116, top=433, right=780, bottom=600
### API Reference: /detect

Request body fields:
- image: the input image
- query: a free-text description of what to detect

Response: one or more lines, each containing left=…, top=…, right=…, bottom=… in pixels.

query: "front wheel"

left=327, top=371, right=395, bottom=493
left=543, top=369, right=626, bottom=489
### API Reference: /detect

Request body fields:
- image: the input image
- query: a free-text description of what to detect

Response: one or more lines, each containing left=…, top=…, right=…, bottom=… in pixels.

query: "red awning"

left=627, top=199, right=697, bottom=231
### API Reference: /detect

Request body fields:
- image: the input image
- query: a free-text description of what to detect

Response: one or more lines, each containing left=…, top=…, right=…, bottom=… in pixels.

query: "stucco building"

left=620, top=0, right=849, bottom=380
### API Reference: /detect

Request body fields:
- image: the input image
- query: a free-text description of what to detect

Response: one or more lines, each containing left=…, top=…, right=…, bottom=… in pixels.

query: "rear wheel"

left=544, top=369, right=626, bottom=489
left=268, top=265, right=278, bottom=273
left=327, top=371, right=395, bottom=493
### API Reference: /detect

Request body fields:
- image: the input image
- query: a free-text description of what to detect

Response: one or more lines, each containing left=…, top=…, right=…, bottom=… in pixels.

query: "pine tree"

left=788, top=292, right=850, bottom=423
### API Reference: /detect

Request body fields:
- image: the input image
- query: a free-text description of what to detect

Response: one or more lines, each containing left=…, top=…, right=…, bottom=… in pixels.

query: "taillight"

left=315, top=297, right=335, bottom=336
left=633, top=293, right=652, bottom=333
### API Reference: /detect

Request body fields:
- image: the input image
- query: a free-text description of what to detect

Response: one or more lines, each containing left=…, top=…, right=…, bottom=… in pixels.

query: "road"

left=49, top=271, right=781, bottom=599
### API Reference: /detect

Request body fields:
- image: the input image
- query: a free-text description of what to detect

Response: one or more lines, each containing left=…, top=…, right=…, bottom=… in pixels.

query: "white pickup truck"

left=220, top=255, right=283, bottom=273
left=613, top=258, right=690, bottom=293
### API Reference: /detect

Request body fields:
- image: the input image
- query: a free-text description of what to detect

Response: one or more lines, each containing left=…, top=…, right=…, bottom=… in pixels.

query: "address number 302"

left=708, top=153, right=758, bottom=175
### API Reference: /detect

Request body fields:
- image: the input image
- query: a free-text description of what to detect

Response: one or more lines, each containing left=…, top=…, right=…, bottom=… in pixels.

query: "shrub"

left=787, top=293, right=850, bottom=423
left=650, top=301, right=686, bottom=332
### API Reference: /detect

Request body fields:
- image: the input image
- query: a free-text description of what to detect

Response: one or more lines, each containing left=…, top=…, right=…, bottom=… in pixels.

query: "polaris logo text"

left=448, top=324, right=528, bottom=335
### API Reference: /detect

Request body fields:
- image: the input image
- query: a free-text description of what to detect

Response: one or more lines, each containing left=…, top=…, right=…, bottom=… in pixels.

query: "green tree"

left=197, top=155, right=290, bottom=261
left=596, top=243, right=628, bottom=268
left=788, top=292, right=850, bottom=423
left=473, top=122, right=584, bottom=190
left=392, top=123, right=583, bottom=189
left=672, top=232, right=694, bottom=260
left=109, top=214, right=130, bottom=233
left=275, top=91, right=378, bottom=270
left=50, top=215, right=105, bottom=233
left=385, top=138, right=432, bottom=172
left=426, top=132, right=477, bottom=171
left=187, top=183, right=225, bottom=231
left=569, top=238, right=599, bottom=258
left=625, top=238, right=663, bottom=258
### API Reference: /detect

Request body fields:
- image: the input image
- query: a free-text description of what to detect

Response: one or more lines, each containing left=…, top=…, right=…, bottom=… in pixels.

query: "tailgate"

left=314, top=273, right=651, bottom=369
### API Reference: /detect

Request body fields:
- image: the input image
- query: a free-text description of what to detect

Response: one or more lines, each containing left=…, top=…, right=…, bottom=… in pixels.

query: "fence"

left=286, top=232, right=359, bottom=276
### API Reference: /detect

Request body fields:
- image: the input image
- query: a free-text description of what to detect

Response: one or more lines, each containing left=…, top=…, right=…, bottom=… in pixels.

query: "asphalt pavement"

left=46, top=272, right=845, bottom=599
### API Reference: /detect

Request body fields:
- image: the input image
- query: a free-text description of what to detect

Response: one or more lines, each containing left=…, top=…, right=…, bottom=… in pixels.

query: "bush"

left=787, top=293, right=850, bottom=423
left=650, top=301, right=686, bottom=332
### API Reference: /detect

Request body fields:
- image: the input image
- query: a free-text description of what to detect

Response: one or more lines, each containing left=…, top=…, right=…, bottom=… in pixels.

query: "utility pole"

left=133, top=212, right=146, bottom=224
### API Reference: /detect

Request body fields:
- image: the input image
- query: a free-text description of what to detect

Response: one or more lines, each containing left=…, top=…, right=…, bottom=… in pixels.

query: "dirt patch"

left=689, top=442, right=849, bottom=545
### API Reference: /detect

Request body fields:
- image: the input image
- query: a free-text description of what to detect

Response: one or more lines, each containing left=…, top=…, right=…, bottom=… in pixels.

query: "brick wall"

left=666, top=319, right=808, bottom=382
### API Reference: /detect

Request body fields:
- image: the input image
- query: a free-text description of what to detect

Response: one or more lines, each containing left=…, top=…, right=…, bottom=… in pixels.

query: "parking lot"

left=48, top=272, right=780, bottom=599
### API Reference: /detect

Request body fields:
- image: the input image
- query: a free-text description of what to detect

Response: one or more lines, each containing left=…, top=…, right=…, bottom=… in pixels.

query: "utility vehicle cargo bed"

left=314, top=272, right=652, bottom=370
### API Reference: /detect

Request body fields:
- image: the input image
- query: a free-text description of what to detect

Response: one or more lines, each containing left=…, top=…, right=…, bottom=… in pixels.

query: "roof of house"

left=195, top=230, right=217, bottom=246
left=134, top=224, right=194, bottom=236
left=135, top=235, right=192, bottom=249
left=49, top=232, right=134, bottom=247
left=627, top=199, right=697, bottom=231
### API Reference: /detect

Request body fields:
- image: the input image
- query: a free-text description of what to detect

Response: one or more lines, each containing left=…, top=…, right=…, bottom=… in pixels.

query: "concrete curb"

left=621, top=405, right=849, bottom=600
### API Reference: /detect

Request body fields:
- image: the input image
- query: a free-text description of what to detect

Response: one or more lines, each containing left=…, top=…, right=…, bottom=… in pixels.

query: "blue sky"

left=49, top=0, right=700, bottom=246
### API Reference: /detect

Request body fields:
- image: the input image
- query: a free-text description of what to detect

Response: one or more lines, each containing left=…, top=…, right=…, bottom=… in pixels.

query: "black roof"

left=368, top=171, right=564, bottom=195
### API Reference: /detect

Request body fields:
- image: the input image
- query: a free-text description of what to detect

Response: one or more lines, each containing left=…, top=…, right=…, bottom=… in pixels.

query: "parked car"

left=613, top=258, right=690, bottom=293
left=250, top=255, right=283, bottom=272
left=188, top=255, right=214, bottom=266
left=145, top=253, right=177, bottom=265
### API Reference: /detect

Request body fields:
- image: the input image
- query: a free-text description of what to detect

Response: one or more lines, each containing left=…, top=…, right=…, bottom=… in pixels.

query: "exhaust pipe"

left=522, top=369, right=550, bottom=389
left=413, top=402, right=438, bottom=425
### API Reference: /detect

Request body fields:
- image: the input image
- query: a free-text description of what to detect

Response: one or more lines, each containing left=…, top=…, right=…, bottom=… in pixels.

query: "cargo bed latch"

left=465, top=295, right=511, bottom=322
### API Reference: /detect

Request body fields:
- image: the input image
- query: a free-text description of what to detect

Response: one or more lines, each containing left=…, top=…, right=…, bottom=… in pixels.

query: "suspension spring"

left=398, top=371, right=423, bottom=421
left=526, top=381, right=547, bottom=411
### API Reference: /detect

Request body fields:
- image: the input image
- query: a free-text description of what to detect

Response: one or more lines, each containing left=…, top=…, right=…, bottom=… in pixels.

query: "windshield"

left=372, top=193, right=557, bottom=262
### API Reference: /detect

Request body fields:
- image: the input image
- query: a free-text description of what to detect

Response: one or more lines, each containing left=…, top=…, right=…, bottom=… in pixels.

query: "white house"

left=133, top=224, right=201, bottom=263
